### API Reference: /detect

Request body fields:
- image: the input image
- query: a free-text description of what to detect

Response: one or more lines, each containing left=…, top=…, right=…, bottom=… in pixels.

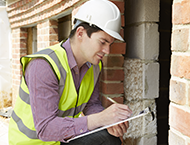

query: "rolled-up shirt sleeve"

left=25, top=58, right=88, bottom=142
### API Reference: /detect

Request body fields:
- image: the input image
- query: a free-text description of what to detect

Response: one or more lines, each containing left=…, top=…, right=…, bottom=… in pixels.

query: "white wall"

left=0, top=6, right=12, bottom=109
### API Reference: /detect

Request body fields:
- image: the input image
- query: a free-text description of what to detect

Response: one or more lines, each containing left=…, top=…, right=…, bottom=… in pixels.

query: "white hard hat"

left=74, top=0, right=124, bottom=41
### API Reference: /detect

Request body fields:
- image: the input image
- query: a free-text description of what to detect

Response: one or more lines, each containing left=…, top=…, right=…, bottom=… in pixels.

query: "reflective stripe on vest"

left=11, top=110, right=38, bottom=139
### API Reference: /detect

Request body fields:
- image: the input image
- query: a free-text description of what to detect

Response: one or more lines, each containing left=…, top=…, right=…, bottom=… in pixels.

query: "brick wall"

left=100, top=0, right=126, bottom=108
left=169, top=0, right=190, bottom=144
left=37, top=20, right=59, bottom=51
left=11, top=28, right=27, bottom=106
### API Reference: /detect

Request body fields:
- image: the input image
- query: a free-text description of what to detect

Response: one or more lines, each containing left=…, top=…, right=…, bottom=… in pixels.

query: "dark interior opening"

left=58, top=14, right=71, bottom=42
left=157, top=0, right=172, bottom=144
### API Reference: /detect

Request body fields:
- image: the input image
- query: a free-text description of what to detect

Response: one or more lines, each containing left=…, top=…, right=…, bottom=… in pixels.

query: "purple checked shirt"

left=25, top=39, right=104, bottom=142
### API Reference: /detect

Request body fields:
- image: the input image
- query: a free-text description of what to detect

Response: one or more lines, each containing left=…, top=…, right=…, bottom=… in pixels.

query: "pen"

left=105, top=96, right=118, bottom=104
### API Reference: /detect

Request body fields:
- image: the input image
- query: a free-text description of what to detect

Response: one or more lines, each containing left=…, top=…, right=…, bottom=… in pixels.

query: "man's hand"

left=107, top=121, right=129, bottom=137
left=87, top=104, right=132, bottom=133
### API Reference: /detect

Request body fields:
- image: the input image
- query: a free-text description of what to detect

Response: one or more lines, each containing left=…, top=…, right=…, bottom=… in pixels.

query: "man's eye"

left=101, top=41, right=105, bottom=45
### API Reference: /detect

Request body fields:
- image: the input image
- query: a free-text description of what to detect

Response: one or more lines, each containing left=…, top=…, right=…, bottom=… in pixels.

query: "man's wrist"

left=87, top=112, right=103, bottom=130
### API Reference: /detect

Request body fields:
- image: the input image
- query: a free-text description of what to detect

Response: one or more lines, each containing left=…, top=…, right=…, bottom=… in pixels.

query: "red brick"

left=12, top=64, right=21, bottom=70
left=17, top=43, right=22, bottom=48
left=20, top=32, right=27, bottom=38
left=110, top=43, right=126, bottom=54
left=101, top=81, right=124, bottom=94
left=169, top=104, right=190, bottom=138
left=15, top=69, right=22, bottom=76
left=20, top=43, right=27, bottom=49
left=13, top=59, right=21, bottom=65
left=49, top=34, right=58, bottom=41
left=44, top=35, right=49, bottom=41
left=20, top=49, right=27, bottom=55
left=37, top=23, right=42, bottom=29
left=111, top=1, right=125, bottom=14
left=101, top=96, right=124, bottom=108
left=120, top=28, right=124, bottom=39
left=171, top=54, right=190, bottom=79
left=172, top=2, right=182, bottom=24
left=37, top=35, right=43, bottom=42
left=121, top=15, right=125, bottom=27
left=181, top=0, right=190, bottom=24
left=14, top=48, right=20, bottom=54
left=12, top=33, right=18, bottom=38
left=39, top=22, right=45, bottom=29
left=170, top=79, right=186, bottom=105
left=102, top=55, right=124, bottom=67
left=72, top=7, right=79, bottom=16
left=14, top=38, right=20, bottom=43
left=49, top=20, right=58, bottom=26
left=44, top=28, right=49, bottom=35
left=12, top=44, right=17, bottom=49
left=173, top=1, right=190, bottom=24
left=12, top=54, right=19, bottom=59
left=102, top=69, right=124, bottom=81
left=20, top=28, right=27, bottom=32
left=50, top=27, right=58, bottom=34
left=13, top=79, right=21, bottom=86
left=171, top=28, right=189, bottom=52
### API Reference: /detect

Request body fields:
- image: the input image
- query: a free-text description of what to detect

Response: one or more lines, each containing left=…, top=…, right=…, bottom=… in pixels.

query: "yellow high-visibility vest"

left=8, top=41, right=102, bottom=145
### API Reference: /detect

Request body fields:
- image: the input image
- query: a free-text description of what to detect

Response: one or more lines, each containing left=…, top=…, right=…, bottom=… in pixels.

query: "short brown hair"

left=69, top=21, right=102, bottom=38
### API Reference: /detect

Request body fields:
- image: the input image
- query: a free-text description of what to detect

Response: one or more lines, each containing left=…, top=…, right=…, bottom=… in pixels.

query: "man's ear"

left=76, top=26, right=85, bottom=40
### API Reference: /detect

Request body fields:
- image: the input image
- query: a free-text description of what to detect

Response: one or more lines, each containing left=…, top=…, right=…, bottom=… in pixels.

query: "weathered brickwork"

left=11, top=28, right=27, bottom=106
left=170, top=79, right=187, bottom=105
left=7, top=0, right=82, bottom=29
left=172, top=0, right=190, bottom=25
left=171, top=28, right=189, bottom=52
left=169, top=104, right=190, bottom=138
left=37, top=20, right=59, bottom=50
left=169, top=0, right=190, bottom=144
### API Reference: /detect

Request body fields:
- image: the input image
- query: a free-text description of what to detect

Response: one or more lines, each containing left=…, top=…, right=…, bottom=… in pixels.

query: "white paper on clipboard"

left=67, top=111, right=150, bottom=142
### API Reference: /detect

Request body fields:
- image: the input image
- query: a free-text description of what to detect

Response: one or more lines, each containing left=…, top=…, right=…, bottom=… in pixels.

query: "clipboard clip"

left=139, top=107, right=155, bottom=121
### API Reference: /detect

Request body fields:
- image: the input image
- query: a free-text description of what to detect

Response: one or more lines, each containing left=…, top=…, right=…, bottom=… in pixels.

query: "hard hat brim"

left=103, top=28, right=124, bottom=42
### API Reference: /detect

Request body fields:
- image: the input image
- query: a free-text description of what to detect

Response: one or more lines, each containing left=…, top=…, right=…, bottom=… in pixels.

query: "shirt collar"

left=61, top=39, right=91, bottom=69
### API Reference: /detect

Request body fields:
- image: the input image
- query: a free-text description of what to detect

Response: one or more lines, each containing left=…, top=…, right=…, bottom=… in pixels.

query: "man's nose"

left=102, top=46, right=110, bottom=54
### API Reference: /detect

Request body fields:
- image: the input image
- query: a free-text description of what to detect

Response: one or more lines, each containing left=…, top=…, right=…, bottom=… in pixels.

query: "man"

left=9, top=0, right=132, bottom=144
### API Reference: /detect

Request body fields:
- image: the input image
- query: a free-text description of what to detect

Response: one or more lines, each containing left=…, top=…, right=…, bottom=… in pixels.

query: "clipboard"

left=67, top=107, right=154, bottom=142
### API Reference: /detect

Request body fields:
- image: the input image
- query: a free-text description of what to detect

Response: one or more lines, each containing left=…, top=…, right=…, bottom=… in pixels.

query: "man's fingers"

left=116, top=104, right=132, bottom=117
left=107, top=121, right=129, bottom=137
left=118, top=122, right=128, bottom=133
left=118, top=104, right=132, bottom=113
left=124, top=121, right=129, bottom=129
left=114, top=123, right=128, bottom=136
